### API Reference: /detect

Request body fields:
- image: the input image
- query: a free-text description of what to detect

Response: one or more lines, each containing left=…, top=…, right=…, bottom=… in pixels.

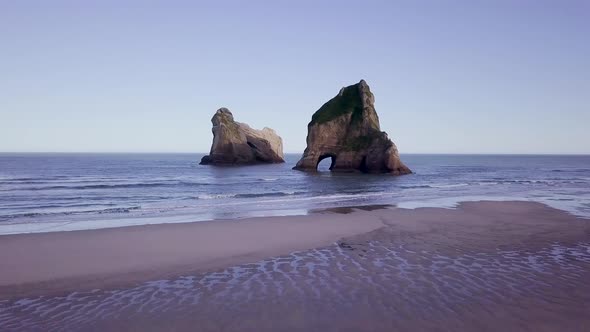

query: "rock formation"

left=293, top=80, right=411, bottom=175
left=200, top=108, right=284, bottom=165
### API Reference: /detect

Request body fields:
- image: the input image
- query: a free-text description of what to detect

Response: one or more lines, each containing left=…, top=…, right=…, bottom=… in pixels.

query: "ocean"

left=0, top=153, right=589, bottom=234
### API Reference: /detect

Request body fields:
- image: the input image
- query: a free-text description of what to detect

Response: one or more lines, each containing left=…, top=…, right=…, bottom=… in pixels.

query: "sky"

left=0, top=0, right=589, bottom=154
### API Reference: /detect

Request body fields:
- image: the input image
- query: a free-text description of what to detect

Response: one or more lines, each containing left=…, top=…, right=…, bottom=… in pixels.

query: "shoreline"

left=0, top=200, right=589, bottom=302
left=1, top=195, right=588, bottom=237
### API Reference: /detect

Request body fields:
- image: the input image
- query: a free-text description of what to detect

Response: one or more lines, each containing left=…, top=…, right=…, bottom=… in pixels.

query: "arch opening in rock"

left=316, top=154, right=336, bottom=172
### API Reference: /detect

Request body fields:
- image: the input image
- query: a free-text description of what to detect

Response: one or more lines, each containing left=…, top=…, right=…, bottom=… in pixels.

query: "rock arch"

left=293, top=80, right=411, bottom=175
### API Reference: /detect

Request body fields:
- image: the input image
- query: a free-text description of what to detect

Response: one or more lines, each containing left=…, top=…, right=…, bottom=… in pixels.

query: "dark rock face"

left=200, top=108, right=284, bottom=165
left=293, top=80, right=411, bottom=175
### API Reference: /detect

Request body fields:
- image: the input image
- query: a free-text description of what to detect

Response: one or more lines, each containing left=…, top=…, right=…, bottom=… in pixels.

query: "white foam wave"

left=197, top=194, right=237, bottom=200
left=429, top=183, right=469, bottom=188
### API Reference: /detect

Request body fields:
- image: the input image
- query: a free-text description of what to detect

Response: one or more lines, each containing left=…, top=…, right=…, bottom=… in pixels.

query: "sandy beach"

left=1, top=201, right=590, bottom=331
left=0, top=209, right=386, bottom=299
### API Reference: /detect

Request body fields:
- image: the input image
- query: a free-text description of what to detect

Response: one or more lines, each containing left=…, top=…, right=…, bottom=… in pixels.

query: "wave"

left=1, top=183, right=171, bottom=191
left=396, top=179, right=585, bottom=189
left=0, top=195, right=172, bottom=204
left=430, top=183, right=470, bottom=188
left=0, top=181, right=215, bottom=192
left=195, top=191, right=300, bottom=200
left=235, top=191, right=299, bottom=198
left=196, top=194, right=237, bottom=200
left=551, top=169, right=590, bottom=173
left=476, top=181, right=498, bottom=185
left=0, top=202, right=117, bottom=211
left=216, top=192, right=394, bottom=207
left=476, top=179, right=589, bottom=186
left=399, top=184, right=469, bottom=189
left=0, top=177, right=123, bottom=184
left=0, top=206, right=141, bottom=221
left=399, top=185, right=432, bottom=189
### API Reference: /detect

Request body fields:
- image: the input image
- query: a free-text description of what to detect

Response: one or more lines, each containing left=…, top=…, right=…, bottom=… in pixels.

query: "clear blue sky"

left=1, top=0, right=588, bottom=154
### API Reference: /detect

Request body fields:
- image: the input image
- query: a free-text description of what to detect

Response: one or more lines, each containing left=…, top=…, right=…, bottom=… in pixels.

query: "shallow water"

left=1, top=234, right=589, bottom=331
left=1, top=153, right=589, bottom=233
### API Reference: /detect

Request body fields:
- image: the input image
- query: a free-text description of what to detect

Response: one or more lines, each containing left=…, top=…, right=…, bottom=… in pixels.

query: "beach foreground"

left=1, top=201, right=589, bottom=331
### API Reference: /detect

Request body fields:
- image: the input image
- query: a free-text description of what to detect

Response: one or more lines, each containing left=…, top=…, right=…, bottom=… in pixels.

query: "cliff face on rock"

left=293, top=80, right=411, bottom=175
left=200, top=108, right=284, bottom=165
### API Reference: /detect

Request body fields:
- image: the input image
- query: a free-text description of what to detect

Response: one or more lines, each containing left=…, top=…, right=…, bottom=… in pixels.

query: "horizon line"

left=1, top=151, right=589, bottom=156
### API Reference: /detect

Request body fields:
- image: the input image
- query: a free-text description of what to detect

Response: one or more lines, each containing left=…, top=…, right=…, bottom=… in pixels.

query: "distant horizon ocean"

left=1, top=153, right=589, bottom=234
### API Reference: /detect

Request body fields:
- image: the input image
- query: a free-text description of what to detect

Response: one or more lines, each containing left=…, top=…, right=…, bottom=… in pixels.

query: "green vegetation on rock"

left=310, top=83, right=363, bottom=125
left=343, top=135, right=372, bottom=151
left=343, top=131, right=385, bottom=151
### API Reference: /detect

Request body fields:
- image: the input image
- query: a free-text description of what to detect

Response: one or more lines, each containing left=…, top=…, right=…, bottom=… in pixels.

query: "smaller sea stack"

left=200, top=108, right=284, bottom=165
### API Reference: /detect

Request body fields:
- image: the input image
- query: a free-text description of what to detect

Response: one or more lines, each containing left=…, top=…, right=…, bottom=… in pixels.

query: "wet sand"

left=0, top=211, right=386, bottom=299
left=1, top=201, right=590, bottom=331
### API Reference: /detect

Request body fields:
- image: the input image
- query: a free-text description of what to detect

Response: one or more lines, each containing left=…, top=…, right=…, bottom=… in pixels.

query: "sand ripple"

left=1, top=237, right=589, bottom=331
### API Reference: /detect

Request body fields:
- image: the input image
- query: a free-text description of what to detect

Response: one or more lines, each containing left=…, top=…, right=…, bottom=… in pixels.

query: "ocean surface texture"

left=0, top=153, right=589, bottom=234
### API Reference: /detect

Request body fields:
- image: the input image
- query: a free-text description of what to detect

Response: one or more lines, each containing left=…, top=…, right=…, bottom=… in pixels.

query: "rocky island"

left=294, top=80, right=411, bottom=174
left=200, top=108, right=284, bottom=165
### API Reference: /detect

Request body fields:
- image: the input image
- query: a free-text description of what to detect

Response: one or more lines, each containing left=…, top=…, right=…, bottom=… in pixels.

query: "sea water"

left=0, top=153, right=589, bottom=234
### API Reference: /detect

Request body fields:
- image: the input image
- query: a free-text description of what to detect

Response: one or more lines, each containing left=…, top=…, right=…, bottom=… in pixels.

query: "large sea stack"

left=200, top=108, right=284, bottom=165
left=294, top=80, right=411, bottom=175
